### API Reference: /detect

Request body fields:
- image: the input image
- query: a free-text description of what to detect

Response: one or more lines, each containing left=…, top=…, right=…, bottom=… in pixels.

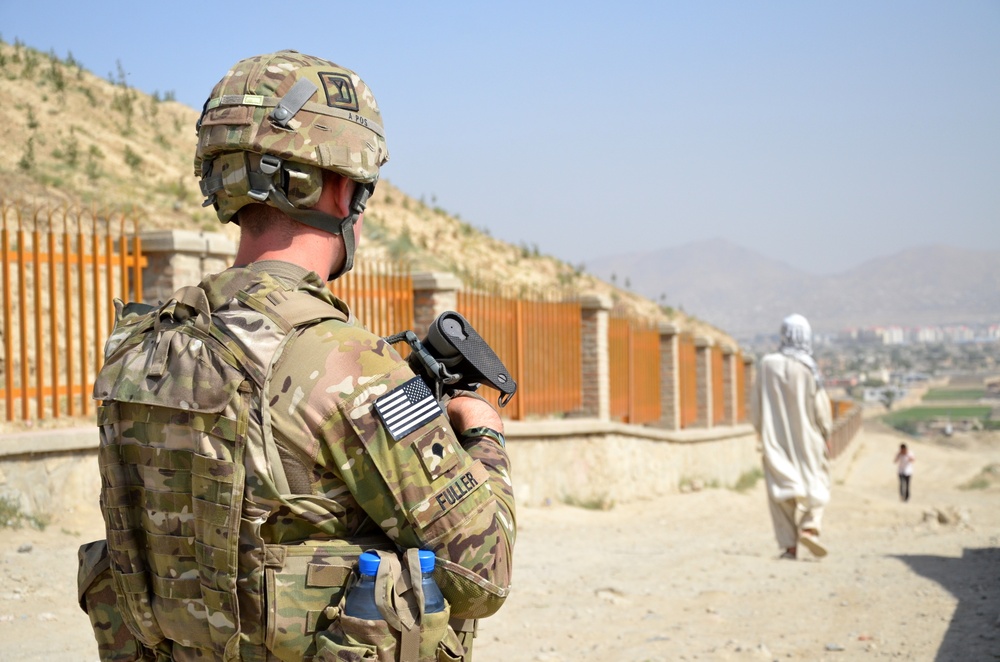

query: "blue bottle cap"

left=358, top=552, right=381, bottom=576
left=418, top=550, right=436, bottom=573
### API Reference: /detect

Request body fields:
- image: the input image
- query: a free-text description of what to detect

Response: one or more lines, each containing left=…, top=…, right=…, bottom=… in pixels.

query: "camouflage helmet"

left=194, top=50, right=389, bottom=276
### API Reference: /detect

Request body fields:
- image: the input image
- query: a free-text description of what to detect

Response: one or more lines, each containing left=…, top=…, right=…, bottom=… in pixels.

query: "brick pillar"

left=694, top=336, right=713, bottom=428
left=721, top=344, right=738, bottom=426
left=411, top=272, right=462, bottom=339
left=579, top=294, right=612, bottom=421
left=658, top=323, right=680, bottom=430
left=140, top=230, right=236, bottom=304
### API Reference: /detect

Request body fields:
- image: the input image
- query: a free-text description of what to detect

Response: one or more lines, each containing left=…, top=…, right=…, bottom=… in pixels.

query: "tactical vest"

left=93, top=277, right=396, bottom=661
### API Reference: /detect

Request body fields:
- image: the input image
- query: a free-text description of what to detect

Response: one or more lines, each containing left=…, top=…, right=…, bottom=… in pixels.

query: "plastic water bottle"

left=418, top=550, right=445, bottom=614
left=344, top=552, right=382, bottom=620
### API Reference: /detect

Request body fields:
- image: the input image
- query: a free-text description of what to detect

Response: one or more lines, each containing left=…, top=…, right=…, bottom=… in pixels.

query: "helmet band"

left=202, top=94, right=385, bottom=139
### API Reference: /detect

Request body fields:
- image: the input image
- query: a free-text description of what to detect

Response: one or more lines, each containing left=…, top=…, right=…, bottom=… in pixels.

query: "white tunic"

left=751, top=352, right=833, bottom=508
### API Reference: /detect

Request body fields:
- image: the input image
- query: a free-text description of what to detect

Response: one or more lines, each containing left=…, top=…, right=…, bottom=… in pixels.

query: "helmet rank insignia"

left=319, top=72, right=360, bottom=112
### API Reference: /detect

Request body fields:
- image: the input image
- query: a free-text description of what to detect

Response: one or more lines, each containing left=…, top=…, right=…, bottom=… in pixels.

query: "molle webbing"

left=96, top=289, right=254, bottom=659
left=98, top=386, right=250, bottom=660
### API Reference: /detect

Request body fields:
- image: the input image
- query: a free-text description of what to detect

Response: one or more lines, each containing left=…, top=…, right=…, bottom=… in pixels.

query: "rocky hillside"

left=0, top=39, right=734, bottom=345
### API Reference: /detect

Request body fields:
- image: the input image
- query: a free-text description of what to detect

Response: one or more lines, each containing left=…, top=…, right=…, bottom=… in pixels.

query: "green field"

left=884, top=405, right=994, bottom=436
left=883, top=405, right=992, bottom=425
left=922, top=388, right=985, bottom=401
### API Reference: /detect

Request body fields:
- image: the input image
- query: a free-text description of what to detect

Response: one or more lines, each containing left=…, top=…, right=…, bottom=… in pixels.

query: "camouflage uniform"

left=79, top=261, right=515, bottom=661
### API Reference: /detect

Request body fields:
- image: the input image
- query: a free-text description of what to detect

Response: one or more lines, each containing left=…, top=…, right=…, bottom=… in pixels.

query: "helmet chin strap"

left=259, top=171, right=373, bottom=280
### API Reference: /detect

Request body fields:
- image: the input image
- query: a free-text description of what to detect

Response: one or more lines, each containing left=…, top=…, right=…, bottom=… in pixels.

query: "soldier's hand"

left=446, top=394, right=504, bottom=435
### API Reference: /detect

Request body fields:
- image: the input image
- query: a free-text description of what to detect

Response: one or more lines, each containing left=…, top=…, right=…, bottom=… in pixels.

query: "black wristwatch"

left=458, top=427, right=506, bottom=448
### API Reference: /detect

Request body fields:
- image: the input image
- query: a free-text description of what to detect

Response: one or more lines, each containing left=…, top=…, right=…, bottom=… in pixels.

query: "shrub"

left=18, top=137, right=35, bottom=171
left=388, top=229, right=416, bottom=260
left=732, top=467, right=764, bottom=493
left=561, top=493, right=615, bottom=510
left=22, top=48, right=38, bottom=79
left=45, top=50, right=65, bottom=90
left=57, top=136, right=79, bottom=166
left=124, top=145, right=143, bottom=170
left=0, top=496, right=49, bottom=530
left=86, top=145, right=104, bottom=181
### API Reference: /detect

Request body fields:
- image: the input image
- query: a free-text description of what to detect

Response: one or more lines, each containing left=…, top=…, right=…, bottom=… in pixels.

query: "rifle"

left=384, top=311, right=517, bottom=408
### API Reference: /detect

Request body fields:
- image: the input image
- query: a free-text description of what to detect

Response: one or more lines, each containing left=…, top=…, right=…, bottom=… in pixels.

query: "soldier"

left=78, top=50, right=515, bottom=661
left=751, top=313, right=832, bottom=560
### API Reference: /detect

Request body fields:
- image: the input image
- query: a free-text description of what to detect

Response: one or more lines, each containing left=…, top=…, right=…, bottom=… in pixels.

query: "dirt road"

left=2, top=424, right=998, bottom=661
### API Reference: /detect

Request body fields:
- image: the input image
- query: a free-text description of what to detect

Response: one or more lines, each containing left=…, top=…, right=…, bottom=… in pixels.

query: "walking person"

left=751, top=314, right=833, bottom=560
left=895, top=443, right=915, bottom=502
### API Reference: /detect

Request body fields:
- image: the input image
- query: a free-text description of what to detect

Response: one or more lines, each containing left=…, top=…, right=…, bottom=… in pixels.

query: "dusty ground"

left=1, top=424, right=998, bottom=661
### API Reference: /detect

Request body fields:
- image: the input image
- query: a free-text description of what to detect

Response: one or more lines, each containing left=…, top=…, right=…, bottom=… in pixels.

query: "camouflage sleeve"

left=279, top=324, right=515, bottom=620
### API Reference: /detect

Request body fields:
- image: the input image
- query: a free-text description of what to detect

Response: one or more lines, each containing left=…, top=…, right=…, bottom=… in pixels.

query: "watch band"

left=458, top=426, right=506, bottom=448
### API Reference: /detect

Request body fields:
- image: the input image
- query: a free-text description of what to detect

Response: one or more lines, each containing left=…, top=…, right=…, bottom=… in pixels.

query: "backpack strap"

left=217, top=286, right=347, bottom=498
left=234, top=288, right=348, bottom=334
left=267, top=289, right=349, bottom=328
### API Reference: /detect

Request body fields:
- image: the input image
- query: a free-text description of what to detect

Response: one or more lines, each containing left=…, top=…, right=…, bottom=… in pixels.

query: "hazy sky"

left=3, top=1, right=998, bottom=274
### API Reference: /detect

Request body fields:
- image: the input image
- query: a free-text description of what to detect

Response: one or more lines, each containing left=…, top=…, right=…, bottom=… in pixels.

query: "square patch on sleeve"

left=373, top=377, right=444, bottom=441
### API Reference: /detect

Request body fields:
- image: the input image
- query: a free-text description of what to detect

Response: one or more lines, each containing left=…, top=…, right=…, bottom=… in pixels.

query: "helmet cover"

left=195, top=50, right=389, bottom=223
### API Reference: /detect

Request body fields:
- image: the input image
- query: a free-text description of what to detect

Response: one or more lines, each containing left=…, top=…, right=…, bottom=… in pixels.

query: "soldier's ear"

left=314, top=172, right=356, bottom=219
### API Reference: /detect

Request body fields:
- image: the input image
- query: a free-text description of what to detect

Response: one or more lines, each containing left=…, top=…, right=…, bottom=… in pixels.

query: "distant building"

left=826, top=377, right=859, bottom=389
left=862, top=385, right=907, bottom=405
left=897, top=372, right=930, bottom=385
left=943, top=325, right=975, bottom=343
left=838, top=323, right=1000, bottom=346
left=915, top=327, right=944, bottom=343
left=877, top=326, right=907, bottom=345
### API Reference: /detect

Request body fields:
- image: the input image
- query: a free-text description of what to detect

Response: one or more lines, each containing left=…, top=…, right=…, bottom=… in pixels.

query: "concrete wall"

left=0, top=428, right=101, bottom=521
left=505, top=420, right=759, bottom=508
left=0, top=422, right=759, bottom=518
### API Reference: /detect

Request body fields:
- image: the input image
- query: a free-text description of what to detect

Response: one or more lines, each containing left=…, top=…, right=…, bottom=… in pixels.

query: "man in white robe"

left=751, top=314, right=833, bottom=559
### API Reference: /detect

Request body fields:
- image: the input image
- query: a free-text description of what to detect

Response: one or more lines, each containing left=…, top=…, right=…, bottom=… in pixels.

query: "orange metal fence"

left=829, top=399, right=863, bottom=459
left=0, top=204, right=784, bottom=433
left=609, top=314, right=661, bottom=424
left=457, top=288, right=581, bottom=421
left=328, top=261, right=413, bottom=341
left=832, top=399, right=855, bottom=420
left=1, top=202, right=145, bottom=422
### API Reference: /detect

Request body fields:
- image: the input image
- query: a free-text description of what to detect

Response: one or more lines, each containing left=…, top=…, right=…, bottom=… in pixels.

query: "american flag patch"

left=373, top=377, right=443, bottom=441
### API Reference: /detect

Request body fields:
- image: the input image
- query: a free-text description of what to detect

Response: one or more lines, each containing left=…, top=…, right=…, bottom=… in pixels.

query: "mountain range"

left=585, top=238, right=1000, bottom=339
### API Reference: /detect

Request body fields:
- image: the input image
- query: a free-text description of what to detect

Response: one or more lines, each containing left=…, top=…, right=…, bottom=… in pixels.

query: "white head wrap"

left=779, top=313, right=822, bottom=385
